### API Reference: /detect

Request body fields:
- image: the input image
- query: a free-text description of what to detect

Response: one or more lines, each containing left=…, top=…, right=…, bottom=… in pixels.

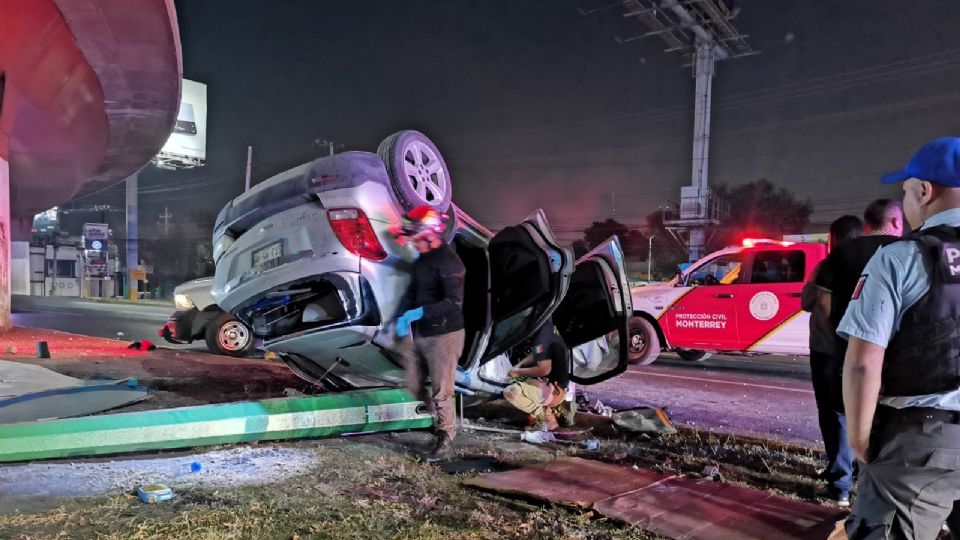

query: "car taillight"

left=328, top=208, right=388, bottom=261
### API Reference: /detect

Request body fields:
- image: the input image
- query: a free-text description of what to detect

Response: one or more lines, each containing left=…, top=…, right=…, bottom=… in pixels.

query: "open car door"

left=552, top=236, right=633, bottom=384
left=481, top=209, right=573, bottom=360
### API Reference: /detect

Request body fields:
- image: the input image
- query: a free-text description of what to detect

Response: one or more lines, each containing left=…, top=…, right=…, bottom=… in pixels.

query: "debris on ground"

left=137, top=484, right=173, bottom=504
left=701, top=464, right=722, bottom=481
left=126, top=340, right=157, bottom=351
left=519, top=430, right=555, bottom=444
left=466, top=456, right=846, bottom=540
left=584, top=398, right=614, bottom=417
left=0, top=361, right=149, bottom=423
left=612, top=407, right=677, bottom=435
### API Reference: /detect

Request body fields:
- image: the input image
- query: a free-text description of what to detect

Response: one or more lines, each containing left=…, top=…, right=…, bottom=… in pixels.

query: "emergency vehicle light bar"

left=741, top=238, right=795, bottom=248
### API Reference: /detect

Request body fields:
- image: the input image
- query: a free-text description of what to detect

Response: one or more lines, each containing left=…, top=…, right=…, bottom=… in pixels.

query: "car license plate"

left=252, top=241, right=282, bottom=269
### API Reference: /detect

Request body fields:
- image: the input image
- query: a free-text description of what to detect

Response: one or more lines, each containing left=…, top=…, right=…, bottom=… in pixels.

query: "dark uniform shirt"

left=514, top=321, right=570, bottom=387
left=816, top=234, right=899, bottom=329
left=401, top=244, right=466, bottom=337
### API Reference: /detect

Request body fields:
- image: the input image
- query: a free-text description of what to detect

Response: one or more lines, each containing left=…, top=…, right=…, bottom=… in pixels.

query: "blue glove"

left=395, top=307, right=425, bottom=338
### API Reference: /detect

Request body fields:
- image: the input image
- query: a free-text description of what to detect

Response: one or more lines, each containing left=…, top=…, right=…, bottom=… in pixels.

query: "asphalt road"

left=10, top=295, right=821, bottom=446
left=10, top=294, right=208, bottom=352
left=589, top=353, right=820, bottom=446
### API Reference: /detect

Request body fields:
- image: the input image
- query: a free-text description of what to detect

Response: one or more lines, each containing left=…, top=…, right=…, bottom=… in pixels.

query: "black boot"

left=426, top=431, right=454, bottom=462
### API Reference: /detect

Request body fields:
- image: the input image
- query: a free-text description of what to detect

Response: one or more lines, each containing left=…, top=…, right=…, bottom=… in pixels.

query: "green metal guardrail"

left=0, top=388, right=431, bottom=462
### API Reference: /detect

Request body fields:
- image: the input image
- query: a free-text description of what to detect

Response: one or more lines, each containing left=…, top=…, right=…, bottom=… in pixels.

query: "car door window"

left=483, top=216, right=572, bottom=360
left=686, top=254, right=744, bottom=286
left=748, top=250, right=805, bottom=283
left=553, top=238, right=632, bottom=384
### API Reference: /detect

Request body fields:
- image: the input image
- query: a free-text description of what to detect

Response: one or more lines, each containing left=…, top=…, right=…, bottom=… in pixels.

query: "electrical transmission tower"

left=589, top=0, right=757, bottom=260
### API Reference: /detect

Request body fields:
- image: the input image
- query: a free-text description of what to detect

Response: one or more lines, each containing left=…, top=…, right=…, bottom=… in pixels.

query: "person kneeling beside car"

left=504, top=319, right=570, bottom=431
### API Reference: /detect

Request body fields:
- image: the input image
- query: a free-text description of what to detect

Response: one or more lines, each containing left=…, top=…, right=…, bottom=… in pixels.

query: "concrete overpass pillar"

left=11, top=237, right=28, bottom=296
left=0, top=155, right=10, bottom=331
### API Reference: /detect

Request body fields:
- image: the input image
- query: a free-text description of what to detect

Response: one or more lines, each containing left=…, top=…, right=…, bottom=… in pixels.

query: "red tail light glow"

left=328, top=208, right=388, bottom=261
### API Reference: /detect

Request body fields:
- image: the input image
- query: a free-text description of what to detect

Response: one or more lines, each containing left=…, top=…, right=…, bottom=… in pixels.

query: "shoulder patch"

left=942, top=243, right=960, bottom=282
left=851, top=274, right=868, bottom=300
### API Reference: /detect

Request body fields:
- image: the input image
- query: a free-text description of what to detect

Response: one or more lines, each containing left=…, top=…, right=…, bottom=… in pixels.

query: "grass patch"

left=0, top=439, right=663, bottom=540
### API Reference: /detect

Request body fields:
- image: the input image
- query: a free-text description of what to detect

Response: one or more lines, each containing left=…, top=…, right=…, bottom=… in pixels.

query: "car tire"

left=205, top=312, right=254, bottom=357
left=627, top=316, right=661, bottom=365
left=677, top=348, right=711, bottom=362
left=377, top=130, right=452, bottom=213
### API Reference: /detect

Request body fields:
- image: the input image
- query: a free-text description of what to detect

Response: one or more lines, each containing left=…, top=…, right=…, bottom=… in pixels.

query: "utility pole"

left=244, top=145, right=252, bottom=192
left=159, top=206, right=172, bottom=236
left=314, top=138, right=342, bottom=157
left=647, top=235, right=656, bottom=281
left=125, top=173, right=138, bottom=299
left=0, top=151, right=8, bottom=329
left=51, top=240, right=57, bottom=296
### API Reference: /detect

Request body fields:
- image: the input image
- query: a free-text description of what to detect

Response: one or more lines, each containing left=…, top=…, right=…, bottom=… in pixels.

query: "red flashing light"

left=328, top=208, right=388, bottom=261
left=741, top=238, right=795, bottom=248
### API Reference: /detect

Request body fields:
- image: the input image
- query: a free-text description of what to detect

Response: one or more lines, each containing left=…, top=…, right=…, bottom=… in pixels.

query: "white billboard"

left=82, top=223, right=110, bottom=278
left=153, top=79, right=207, bottom=169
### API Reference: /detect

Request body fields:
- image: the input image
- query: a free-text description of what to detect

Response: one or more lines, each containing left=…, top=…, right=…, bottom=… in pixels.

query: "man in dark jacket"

left=813, top=199, right=903, bottom=504
left=392, top=205, right=466, bottom=462
left=801, top=214, right=861, bottom=506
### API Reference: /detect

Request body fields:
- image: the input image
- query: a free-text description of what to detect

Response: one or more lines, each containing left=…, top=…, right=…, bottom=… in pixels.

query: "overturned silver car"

left=211, top=130, right=632, bottom=399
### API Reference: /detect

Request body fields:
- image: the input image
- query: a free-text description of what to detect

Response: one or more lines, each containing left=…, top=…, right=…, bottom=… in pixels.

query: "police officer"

left=840, top=137, right=960, bottom=539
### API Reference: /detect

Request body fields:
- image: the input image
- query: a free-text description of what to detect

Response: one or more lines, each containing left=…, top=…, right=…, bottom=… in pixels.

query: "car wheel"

left=677, top=348, right=711, bottom=362
left=377, top=130, right=452, bottom=213
left=627, top=316, right=660, bottom=365
left=205, top=312, right=254, bottom=357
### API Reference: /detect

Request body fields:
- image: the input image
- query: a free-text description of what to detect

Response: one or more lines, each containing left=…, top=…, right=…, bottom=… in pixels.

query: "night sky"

left=74, top=0, right=960, bottom=243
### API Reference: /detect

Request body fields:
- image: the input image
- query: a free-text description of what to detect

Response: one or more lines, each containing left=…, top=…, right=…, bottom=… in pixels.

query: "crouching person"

left=504, top=319, right=570, bottom=431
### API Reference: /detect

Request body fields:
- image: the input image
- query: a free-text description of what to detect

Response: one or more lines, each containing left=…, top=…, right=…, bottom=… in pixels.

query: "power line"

left=479, top=48, right=960, bottom=140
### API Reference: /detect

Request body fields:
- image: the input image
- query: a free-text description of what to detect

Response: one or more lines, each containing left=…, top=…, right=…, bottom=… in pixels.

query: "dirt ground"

left=0, top=432, right=669, bottom=540
left=0, top=412, right=839, bottom=540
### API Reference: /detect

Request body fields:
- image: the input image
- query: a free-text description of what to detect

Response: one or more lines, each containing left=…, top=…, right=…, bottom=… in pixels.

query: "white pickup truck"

left=158, top=277, right=255, bottom=357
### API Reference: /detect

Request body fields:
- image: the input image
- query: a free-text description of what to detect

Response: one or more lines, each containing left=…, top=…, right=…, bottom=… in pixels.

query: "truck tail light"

left=328, top=208, right=388, bottom=261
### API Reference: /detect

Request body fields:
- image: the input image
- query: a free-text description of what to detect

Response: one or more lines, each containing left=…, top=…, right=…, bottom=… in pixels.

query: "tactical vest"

left=883, top=225, right=960, bottom=396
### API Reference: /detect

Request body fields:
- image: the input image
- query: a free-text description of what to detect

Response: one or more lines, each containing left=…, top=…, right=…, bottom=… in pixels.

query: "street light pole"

left=244, top=145, right=253, bottom=192
left=647, top=235, right=656, bottom=282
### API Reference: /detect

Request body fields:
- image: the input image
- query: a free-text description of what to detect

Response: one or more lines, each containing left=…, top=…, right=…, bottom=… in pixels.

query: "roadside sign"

left=130, top=269, right=147, bottom=281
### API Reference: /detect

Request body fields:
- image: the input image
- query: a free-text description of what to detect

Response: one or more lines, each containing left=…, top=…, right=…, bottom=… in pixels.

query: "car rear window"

left=749, top=250, right=805, bottom=283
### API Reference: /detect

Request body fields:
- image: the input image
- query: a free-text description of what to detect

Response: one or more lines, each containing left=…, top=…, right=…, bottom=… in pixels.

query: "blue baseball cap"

left=881, top=137, right=960, bottom=186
